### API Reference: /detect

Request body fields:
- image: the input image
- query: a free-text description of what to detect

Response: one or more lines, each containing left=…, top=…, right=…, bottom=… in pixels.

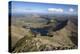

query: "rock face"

left=11, top=17, right=78, bottom=53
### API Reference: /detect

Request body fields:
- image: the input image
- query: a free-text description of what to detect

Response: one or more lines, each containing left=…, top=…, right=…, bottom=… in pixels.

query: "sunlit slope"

left=11, top=25, right=29, bottom=48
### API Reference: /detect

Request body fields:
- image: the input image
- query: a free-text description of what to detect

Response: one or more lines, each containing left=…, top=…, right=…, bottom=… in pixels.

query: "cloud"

left=69, top=8, right=74, bottom=12
left=48, top=8, right=64, bottom=13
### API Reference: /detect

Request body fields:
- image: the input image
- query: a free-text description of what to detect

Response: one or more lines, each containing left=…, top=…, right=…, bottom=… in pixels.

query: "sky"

left=9, top=1, right=78, bottom=15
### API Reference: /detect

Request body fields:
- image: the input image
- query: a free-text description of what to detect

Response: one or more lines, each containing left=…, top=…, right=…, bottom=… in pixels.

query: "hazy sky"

left=10, top=1, right=78, bottom=15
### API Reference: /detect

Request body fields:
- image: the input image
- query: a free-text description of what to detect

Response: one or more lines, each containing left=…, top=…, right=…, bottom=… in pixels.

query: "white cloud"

left=48, top=8, right=64, bottom=13
left=69, top=8, right=74, bottom=12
